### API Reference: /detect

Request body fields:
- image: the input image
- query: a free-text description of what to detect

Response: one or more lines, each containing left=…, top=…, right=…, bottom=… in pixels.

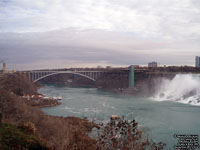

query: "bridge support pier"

left=128, top=66, right=134, bottom=88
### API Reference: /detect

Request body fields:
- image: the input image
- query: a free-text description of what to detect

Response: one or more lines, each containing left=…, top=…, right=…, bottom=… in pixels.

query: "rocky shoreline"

left=21, top=94, right=62, bottom=107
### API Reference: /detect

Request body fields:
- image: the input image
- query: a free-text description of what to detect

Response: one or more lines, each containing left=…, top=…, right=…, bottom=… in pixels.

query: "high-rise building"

left=148, top=61, right=158, bottom=68
left=195, top=56, right=200, bottom=67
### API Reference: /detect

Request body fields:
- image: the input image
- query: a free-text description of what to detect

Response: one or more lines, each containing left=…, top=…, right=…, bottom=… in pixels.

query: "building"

left=106, top=66, right=112, bottom=69
left=148, top=61, right=158, bottom=68
left=195, top=56, right=200, bottom=67
left=129, top=65, right=140, bottom=69
left=97, top=66, right=103, bottom=69
left=2, top=62, right=6, bottom=73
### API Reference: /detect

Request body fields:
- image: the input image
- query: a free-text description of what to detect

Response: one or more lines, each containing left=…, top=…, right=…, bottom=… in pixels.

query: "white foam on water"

left=64, top=106, right=75, bottom=110
left=102, top=102, right=116, bottom=109
left=82, top=108, right=101, bottom=113
left=153, top=74, right=200, bottom=106
left=63, top=106, right=81, bottom=113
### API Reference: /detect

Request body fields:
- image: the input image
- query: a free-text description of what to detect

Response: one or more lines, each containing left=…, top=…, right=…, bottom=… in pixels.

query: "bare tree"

left=96, top=118, right=165, bottom=150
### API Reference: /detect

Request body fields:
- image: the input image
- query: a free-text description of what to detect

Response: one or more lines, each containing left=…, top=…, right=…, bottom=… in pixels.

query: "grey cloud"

left=1, top=0, right=200, bottom=70
left=0, top=28, right=199, bottom=70
left=0, top=0, right=199, bottom=40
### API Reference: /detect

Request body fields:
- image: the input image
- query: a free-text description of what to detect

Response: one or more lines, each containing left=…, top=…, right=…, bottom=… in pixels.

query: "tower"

left=128, top=65, right=134, bottom=88
left=195, top=56, right=200, bottom=67
left=3, top=62, right=6, bottom=73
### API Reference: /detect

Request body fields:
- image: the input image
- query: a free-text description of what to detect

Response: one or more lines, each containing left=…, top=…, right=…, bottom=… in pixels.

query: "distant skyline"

left=0, top=0, right=200, bottom=70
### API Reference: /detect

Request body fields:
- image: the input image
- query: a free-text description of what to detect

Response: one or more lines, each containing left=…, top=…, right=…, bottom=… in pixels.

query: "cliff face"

left=132, top=73, right=175, bottom=96
left=96, top=71, right=175, bottom=96
left=95, top=72, right=129, bottom=90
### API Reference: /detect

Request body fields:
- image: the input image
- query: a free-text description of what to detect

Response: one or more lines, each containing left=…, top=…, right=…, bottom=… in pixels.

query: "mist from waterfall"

left=154, top=74, right=200, bottom=106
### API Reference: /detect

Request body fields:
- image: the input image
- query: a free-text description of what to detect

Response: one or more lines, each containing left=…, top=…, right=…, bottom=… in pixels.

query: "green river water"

left=39, top=83, right=200, bottom=150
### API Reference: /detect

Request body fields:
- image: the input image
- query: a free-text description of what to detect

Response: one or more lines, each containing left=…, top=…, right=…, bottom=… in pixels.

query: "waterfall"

left=154, top=74, right=200, bottom=106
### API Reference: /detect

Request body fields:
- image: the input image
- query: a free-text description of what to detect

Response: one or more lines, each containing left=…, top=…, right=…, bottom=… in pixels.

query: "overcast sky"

left=0, top=0, right=200, bottom=70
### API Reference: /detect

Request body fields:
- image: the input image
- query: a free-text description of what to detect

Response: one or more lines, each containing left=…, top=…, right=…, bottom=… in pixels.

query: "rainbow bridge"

left=19, top=67, right=136, bottom=87
left=19, top=70, right=108, bottom=83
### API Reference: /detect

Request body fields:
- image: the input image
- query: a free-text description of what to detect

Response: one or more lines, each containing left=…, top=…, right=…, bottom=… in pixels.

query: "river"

left=39, top=74, right=200, bottom=149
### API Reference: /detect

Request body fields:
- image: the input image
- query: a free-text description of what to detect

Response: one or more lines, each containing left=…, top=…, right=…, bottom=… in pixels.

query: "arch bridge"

left=19, top=67, right=136, bottom=87
left=19, top=70, right=107, bottom=83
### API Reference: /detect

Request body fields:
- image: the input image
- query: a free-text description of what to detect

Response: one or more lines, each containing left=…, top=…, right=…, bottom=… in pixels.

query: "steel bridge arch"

left=33, top=71, right=96, bottom=83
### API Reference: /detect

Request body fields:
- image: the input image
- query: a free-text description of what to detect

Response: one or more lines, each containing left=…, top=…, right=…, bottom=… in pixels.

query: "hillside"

left=0, top=73, right=38, bottom=96
left=0, top=73, right=99, bottom=150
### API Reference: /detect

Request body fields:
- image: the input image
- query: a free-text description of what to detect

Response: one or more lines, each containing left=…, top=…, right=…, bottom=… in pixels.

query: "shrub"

left=0, top=123, right=48, bottom=150
left=0, top=112, right=2, bottom=125
left=0, top=73, right=37, bottom=96
left=96, top=118, right=166, bottom=150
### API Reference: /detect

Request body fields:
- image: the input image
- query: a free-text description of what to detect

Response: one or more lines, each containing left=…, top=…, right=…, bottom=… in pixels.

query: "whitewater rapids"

left=154, top=74, right=200, bottom=106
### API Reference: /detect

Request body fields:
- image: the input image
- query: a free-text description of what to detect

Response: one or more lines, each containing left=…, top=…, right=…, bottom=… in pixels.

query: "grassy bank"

left=0, top=123, right=47, bottom=150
